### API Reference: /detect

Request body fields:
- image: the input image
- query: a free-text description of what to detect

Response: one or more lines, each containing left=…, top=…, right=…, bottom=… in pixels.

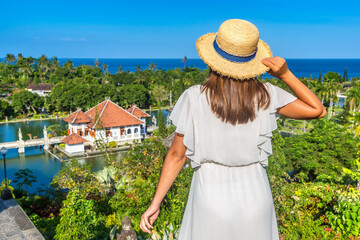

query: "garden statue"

left=18, top=128, right=23, bottom=141
left=152, top=115, right=157, bottom=126
left=116, top=217, right=137, bottom=240
left=166, top=114, right=171, bottom=126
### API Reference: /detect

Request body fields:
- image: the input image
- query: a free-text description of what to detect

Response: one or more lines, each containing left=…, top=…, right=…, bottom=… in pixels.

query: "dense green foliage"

left=0, top=55, right=208, bottom=120
left=4, top=54, right=360, bottom=239
left=282, top=120, right=358, bottom=182
left=109, top=137, right=193, bottom=237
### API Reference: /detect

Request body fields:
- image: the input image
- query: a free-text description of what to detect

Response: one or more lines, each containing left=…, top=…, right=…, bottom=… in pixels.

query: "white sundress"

left=169, top=83, right=297, bottom=240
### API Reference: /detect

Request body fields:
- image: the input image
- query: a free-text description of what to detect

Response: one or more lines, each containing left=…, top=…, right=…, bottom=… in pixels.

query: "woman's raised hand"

left=140, top=203, right=160, bottom=234
left=261, top=57, right=290, bottom=79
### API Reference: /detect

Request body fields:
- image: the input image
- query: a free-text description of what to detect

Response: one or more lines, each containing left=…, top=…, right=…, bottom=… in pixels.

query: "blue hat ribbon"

left=213, top=37, right=257, bottom=63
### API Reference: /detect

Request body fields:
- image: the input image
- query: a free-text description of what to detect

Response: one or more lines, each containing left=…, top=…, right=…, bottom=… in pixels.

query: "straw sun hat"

left=196, top=19, right=273, bottom=80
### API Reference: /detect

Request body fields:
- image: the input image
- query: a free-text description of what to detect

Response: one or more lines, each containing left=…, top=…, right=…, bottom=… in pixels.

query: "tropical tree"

left=346, top=84, right=360, bottom=111
left=323, top=72, right=341, bottom=119
left=5, top=53, right=16, bottom=63
left=182, top=56, right=188, bottom=68
left=15, top=57, right=35, bottom=85
left=347, top=111, right=360, bottom=136
left=151, top=84, right=167, bottom=106
left=37, top=54, right=50, bottom=80
left=0, top=100, right=14, bottom=119
left=17, top=53, right=23, bottom=62
left=102, top=63, right=108, bottom=72
left=63, top=60, right=74, bottom=73
left=47, top=124, right=63, bottom=137
left=94, top=58, right=99, bottom=68
left=13, top=168, right=37, bottom=196
left=344, top=67, right=349, bottom=82
left=149, top=62, right=157, bottom=71
left=135, top=64, right=141, bottom=71
left=157, top=109, right=167, bottom=138
left=117, top=65, right=123, bottom=74
left=314, top=82, right=327, bottom=104
left=50, top=56, right=59, bottom=71
left=11, top=90, right=44, bottom=114
left=282, top=120, right=357, bottom=181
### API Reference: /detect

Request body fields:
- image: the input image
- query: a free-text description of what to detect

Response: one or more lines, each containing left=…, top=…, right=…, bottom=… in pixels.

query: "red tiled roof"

left=86, top=100, right=143, bottom=128
left=26, top=83, right=53, bottom=91
left=61, top=133, right=87, bottom=145
left=128, top=106, right=150, bottom=118
left=26, top=83, right=35, bottom=90
left=63, top=110, right=92, bottom=124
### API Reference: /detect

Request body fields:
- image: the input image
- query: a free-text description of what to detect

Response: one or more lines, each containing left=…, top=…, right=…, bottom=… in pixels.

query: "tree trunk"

left=328, top=98, right=333, bottom=120
left=30, top=104, right=37, bottom=114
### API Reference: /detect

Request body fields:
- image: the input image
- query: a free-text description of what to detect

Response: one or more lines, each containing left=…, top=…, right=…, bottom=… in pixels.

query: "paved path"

left=0, top=199, right=44, bottom=240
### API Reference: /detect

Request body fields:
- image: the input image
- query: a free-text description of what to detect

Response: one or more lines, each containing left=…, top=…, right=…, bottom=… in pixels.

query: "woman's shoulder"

left=187, top=84, right=202, bottom=92
left=183, top=84, right=203, bottom=97
left=262, top=82, right=274, bottom=91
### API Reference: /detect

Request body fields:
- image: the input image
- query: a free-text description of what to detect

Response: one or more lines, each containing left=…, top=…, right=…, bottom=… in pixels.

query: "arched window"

left=134, top=128, right=138, bottom=133
left=127, top=129, right=131, bottom=134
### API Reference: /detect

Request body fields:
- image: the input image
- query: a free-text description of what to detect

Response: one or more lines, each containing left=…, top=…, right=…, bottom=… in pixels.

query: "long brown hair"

left=201, top=70, right=270, bottom=125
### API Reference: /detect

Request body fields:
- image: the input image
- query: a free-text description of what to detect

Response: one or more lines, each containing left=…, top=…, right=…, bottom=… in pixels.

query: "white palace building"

left=61, top=98, right=150, bottom=154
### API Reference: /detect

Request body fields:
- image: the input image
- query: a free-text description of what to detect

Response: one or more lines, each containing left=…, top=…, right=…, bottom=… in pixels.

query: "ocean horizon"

left=1, top=58, right=360, bottom=79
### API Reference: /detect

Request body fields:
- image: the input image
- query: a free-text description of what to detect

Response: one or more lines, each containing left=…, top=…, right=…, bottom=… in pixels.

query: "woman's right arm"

left=261, top=57, right=326, bottom=119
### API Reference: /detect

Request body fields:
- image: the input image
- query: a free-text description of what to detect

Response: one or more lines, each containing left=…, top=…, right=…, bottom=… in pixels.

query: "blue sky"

left=1, top=0, right=359, bottom=58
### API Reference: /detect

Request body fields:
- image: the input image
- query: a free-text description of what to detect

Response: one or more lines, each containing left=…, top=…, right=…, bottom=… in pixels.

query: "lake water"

left=0, top=110, right=169, bottom=193
left=0, top=119, right=104, bottom=193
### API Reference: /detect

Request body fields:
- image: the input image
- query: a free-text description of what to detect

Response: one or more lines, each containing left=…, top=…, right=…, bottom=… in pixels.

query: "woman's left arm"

left=140, top=133, right=187, bottom=234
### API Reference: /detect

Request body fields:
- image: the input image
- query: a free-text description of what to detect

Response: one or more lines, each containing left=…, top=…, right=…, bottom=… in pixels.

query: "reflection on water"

left=0, top=119, right=127, bottom=194
left=0, top=110, right=171, bottom=194
left=280, top=131, right=294, bottom=138
left=0, top=145, right=125, bottom=194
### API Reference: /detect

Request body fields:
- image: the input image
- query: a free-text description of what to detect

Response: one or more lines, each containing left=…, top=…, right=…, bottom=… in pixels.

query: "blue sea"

left=60, top=58, right=360, bottom=79
left=1, top=58, right=360, bottom=79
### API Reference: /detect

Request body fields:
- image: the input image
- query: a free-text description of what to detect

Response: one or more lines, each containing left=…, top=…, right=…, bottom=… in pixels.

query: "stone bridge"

left=0, top=126, right=64, bottom=153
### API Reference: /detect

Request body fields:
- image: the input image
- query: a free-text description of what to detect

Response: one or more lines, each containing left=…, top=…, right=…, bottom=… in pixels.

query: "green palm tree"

left=314, top=82, right=327, bottom=104
left=102, top=63, right=108, bottom=72
left=346, top=84, right=360, bottom=111
left=17, top=53, right=23, bottom=62
left=63, top=60, right=74, bottom=73
left=51, top=56, right=59, bottom=71
left=94, top=58, right=100, bottom=68
left=37, top=54, right=50, bottom=81
left=135, top=64, right=141, bottom=71
left=149, top=62, right=157, bottom=70
left=117, top=65, right=123, bottom=74
left=347, top=111, right=360, bottom=136
left=182, top=56, right=188, bottom=68
left=5, top=54, right=16, bottom=63
left=152, top=84, right=167, bottom=107
left=323, top=74, right=341, bottom=119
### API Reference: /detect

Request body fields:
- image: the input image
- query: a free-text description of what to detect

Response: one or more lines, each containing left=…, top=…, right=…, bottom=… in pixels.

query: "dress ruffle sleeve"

left=257, top=83, right=297, bottom=167
left=169, top=88, right=199, bottom=168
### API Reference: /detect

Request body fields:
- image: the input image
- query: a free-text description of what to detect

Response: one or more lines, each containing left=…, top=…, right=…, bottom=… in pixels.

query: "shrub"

left=108, top=141, right=117, bottom=148
left=282, top=120, right=358, bottom=182
left=108, top=136, right=193, bottom=238
left=326, top=190, right=360, bottom=237
left=55, top=189, right=107, bottom=240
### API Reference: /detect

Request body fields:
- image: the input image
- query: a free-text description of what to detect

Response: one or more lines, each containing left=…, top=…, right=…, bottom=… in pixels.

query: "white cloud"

left=33, top=37, right=87, bottom=42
